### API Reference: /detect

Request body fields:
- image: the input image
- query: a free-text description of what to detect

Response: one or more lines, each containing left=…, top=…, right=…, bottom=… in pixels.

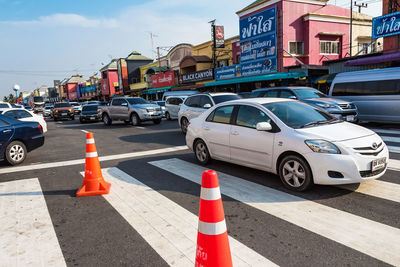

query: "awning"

left=204, top=72, right=307, bottom=87
left=141, top=86, right=173, bottom=95
left=313, top=73, right=337, bottom=84
left=345, top=51, right=400, bottom=66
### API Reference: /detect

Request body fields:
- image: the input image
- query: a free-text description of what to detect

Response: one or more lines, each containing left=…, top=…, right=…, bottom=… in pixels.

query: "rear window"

left=212, top=94, right=241, bottom=104
left=83, top=105, right=98, bottom=111
left=54, top=103, right=71, bottom=108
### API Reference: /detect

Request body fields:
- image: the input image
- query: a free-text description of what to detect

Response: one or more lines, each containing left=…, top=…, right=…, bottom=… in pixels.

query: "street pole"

left=209, top=19, right=216, bottom=69
left=350, top=0, right=353, bottom=57
left=355, top=1, right=368, bottom=13
left=157, top=47, right=161, bottom=67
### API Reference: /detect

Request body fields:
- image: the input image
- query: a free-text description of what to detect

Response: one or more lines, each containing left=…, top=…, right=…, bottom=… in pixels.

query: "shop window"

left=217, top=59, right=229, bottom=68
left=320, top=41, right=340, bottom=55
left=358, top=42, right=373, bottom=55
left=289, top=41, right=304, bottom=55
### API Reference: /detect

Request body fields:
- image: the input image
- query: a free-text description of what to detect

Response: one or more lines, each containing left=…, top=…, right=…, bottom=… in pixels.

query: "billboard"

left=180, top=69, right=214, bottom=84
left=214, top=25, right=225, bottom=48
left=151, top=71, right=176, bottom=88
left=215, top=65, right=241, bottom=80
left=372, top=11, right=400, bottom=39
left=239, top=6, right=277, bottom=76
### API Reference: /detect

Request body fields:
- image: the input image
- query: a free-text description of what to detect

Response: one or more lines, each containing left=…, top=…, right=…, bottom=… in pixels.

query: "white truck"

left=99, top=97, right=163, bottom=126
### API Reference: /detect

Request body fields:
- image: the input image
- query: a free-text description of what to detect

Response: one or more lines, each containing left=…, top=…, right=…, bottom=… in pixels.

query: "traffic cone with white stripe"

left=76, top=132, right=111, bottom=197
left=195, top=170, right=232, bottom=267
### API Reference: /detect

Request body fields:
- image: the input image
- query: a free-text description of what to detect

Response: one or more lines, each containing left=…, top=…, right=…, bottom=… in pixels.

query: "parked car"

left=186, top=98, right=389, bottom=191
left=0, top=102, right=12, bottom=110
left=0, top=114, right=45, bottom=165
left=162, top=90, right=197, bottom=101
left=69, top=102, right=82, bottom=115
left=52, top=102, right=75, bottom=121
left=99, top=97, right=163, bottom=126
left=165, top=96, right=186, bottom=120
left=80, top=104, right=101, bottom=123
left=0, top=108, right=47, bottom=133
left=252, top=87, right=358, bottom=122
left=11, top=104, right=24, bottom=108
left=24, top=106, right=33, bottom=111
left=329, top=67, right=400, bottom=123
left=43, top=106, right=53, bottom=117
left=178, top=93, right=241, bottom=134
left=150, top=101, right=166, bottom=117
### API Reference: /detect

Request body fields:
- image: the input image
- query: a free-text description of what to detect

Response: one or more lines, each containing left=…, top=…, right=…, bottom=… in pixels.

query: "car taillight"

left=38, top=124, right=43, bottom=133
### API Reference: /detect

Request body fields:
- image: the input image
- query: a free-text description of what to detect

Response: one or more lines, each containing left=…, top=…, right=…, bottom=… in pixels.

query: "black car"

left=0, top=114, right=44, bottom=165
left=80, top=104, right=101, bottom=123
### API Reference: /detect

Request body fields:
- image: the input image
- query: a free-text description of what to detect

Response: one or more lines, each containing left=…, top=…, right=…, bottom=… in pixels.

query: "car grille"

left=359, top=165, right=387, bottom=178
left=339, top=103, right=356, bottom=110
left=353, top=142, right=383, bottom=151
left=353, top=142, right=384, bottom=156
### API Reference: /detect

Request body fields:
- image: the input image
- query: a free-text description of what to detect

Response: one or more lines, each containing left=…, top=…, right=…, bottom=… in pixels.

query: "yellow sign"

left=113, top=82, right=119, bottom=87
left=86, top=81, right=91, bottom=86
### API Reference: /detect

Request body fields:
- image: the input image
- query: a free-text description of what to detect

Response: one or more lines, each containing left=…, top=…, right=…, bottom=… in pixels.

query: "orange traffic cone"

left=195, top=170, right=232, bottom=267
left=76, top=132, right=111, bottom=197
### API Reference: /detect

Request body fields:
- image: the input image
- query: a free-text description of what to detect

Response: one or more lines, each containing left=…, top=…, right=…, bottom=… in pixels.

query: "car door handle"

left=3, top=129, right=11, bottom=133
left=231, top=131, right=239, bottom=136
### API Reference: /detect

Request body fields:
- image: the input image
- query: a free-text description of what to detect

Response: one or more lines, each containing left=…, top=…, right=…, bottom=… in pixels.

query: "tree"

left=3, top=96, right=8, bottom=102
left=8, top=93, right=14, bottom=103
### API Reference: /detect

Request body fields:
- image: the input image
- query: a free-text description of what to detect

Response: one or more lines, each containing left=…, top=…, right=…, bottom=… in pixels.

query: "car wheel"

left=194, top=139, right=211, bottom=165
left=153, top=118, right=161, bottom=125
left=5, top=141, right=27, bottom=165
left=279, top=155, right=313, bottom=191
left=165, top=112, right=171, bottom=121
left=181, top=117, right=189, bottom=134
left=131, top=113, right=141, bottom=126
left=103, top=114, right=112, bottom=125
left=124, top=120, right=131, bottom=125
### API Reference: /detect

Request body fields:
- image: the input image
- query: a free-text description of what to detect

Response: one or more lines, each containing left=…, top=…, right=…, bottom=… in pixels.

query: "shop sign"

left=215, top=65, right=241, bottom=80
left=152, top=70, right=175, bottom=88
left=180, top=69, right=214, bottom=83
left=372, top=11, right=400, bottom=39
left=239, top=6, right=277, bottom=76
left=214, top=25, right=225, bottom=48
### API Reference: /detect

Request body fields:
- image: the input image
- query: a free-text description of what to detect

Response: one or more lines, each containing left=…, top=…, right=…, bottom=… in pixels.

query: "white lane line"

left=381, top=136, right=400, bottom=143
left=56, top=122, right=63, bottom=124
left=371, top=128, right=400, bottom=135
left=338, top=179, right=400, bottom=203
left=135, top=126, right=146, bottom=129
left=150, top=158, right=400, bottom=266
left=0, top=178, right=66, bottom=266
left=0, top=146, right=188, bottom=175
left=81, top=130, right=88, bottom=133
left=388, top=158, right=400, bottom=171
left=388, top=145, right=400, bottom=153
left=95, top=168, right=276, bottom=267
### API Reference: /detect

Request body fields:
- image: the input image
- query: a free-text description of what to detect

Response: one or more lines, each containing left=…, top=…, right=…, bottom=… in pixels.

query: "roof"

left=100, top=59, right=118, bottom=72
left=237, top=0, right=328, bottom=15
left=66, top=75, right=85, bottom=84
left=126, top=51, right=152, bottom=61
left=180, top=55, right=212, bottom=68
left=145, top=66, right=170, bottom=74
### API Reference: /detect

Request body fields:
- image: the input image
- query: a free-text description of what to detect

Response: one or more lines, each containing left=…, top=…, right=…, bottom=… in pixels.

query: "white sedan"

left=1, top=108, right=47, bottom=133
left=186, top=98, right=389, bottom=191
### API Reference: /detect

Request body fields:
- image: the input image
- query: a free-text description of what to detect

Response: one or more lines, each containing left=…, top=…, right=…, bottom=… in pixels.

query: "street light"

left=13, top=84, right=20, bottom=99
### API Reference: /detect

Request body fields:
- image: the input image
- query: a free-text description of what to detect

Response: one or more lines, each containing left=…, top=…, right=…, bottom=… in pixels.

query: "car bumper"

left=329, top=111, right=358, bottom=122
left=139, top=112, right=163, bottom=121
left=81, top=115, right=101, bottom=121
left=303, top=145, right=389, bottom=185
left=53, top=112, right=74, bottom=119
left=27, top=135, right=45, bottom=152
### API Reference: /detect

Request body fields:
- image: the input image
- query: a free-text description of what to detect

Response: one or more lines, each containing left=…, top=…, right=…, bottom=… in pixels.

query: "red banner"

left=151, top=71, right=175, bottom=88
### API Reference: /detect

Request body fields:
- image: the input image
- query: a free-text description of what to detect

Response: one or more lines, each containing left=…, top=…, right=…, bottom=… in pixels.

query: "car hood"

left=295, top=122, right=374, bottom=142
left=132, top=104, right=160, bottom=109
left=302, top=97, right=351, bottom=105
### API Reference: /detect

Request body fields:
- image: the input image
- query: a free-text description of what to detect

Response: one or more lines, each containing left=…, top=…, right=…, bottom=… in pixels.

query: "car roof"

left=189, top=92, right=237, bottom=97
left=0, top=108, right=32, bottom=112
left=221, top=98, right=294, bottom=105
left=252, top=86, right=315, bottom=92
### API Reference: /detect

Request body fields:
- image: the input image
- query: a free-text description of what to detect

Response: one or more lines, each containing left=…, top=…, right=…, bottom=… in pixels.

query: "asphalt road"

left=1, top=117, right=399, bottom=266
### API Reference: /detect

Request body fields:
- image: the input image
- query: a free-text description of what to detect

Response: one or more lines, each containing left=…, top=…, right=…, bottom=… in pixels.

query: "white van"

left=329, top=67, right=400, bottom=123
left=161, top=90, right=197, bottom=101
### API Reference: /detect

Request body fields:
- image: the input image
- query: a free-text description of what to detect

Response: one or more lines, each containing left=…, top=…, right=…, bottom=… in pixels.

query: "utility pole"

left=209, top=19, right=216, bottom=69
left=354, top=1, right=368, bottom=13
left=350, top=0, right=353, bottom=57
left=157, top=47, right=161, bottom=67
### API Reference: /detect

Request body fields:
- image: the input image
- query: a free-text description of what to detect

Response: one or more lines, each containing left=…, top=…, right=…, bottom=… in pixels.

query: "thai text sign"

left=372, top=11, right=400, bottom=39
left=215, top=65, right=241, bottom=80
left=180, top=69, right=213, bottom=84
left=152, top=71, right=175, bottom=88
left=239, top=6, right=277, bottom=75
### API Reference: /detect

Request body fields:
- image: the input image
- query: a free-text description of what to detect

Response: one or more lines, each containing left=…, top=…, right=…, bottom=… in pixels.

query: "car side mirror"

left=288, top=96, right=297, bottom=100
left=203, top=103, right=212, bottom=109
left=256, top=122, right=272, bottom=131
left=121, top=102, right=128, bottom=106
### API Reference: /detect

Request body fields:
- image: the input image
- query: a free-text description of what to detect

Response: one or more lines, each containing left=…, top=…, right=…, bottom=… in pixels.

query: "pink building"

left=63, top=75, right=85, bottom=100
left=100, top=59, right=121, bottom=99
left=237, top=0, right=352, bottom=72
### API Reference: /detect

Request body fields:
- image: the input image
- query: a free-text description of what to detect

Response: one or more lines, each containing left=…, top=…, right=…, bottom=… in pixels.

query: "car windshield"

left=127, top=98, right=148, bottom=105
left=156, top=101, right=165, bottom=106
left=212, top=94, right=241, bottom=104
left=83, top=105, right=98, bottom=111
left=263, top=101, right=337, bottom=129
left=294, top=88, right=327, bottom=99
left=54, top=103, right=71, bottom=108
left=45, top=107, right=52, bottom=110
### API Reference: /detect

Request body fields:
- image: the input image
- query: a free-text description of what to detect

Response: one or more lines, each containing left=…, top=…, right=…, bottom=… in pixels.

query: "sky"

left=0, top=0, right=382, bottom=99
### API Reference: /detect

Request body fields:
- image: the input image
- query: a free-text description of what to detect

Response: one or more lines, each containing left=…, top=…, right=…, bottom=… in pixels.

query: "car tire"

left=165, top=112, right=171, bottom=121
left=180, top=117, right=189, bottom=134
left=103, top=114, right=112, bottom=126
left=153, top=118, right=161, bottom=125
left=5, top=141, right=27, bottom=166
left=131, top=113, right=141, bottom=126
left=124, top=120, right=131, bottom=125
left=278, top=155, right=313, bottom=192
left=194, top=139, right=211, bottom=165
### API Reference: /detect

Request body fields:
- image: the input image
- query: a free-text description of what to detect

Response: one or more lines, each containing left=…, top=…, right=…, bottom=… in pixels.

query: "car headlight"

left=54, top=110, right=58, bottom=113
left=317, top=103, right=336, bottom=109
left=305, top=140, right=341, bottom=154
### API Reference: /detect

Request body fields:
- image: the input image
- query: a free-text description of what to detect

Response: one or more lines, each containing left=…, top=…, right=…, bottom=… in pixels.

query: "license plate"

left=90, top=117, right=95, bottom=120
left=61, top=113, right=67, bottom=116
left=371, top=157, right=386, bottom=172
left=346, top=115, right=355, bottom=121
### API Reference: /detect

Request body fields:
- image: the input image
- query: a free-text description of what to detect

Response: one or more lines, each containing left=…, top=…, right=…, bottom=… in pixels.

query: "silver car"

left=178, top=93, right=241, bottom=134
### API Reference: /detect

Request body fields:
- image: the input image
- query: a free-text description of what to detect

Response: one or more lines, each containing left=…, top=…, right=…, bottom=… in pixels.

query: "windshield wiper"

left=299, top=120, right=330, bottom=128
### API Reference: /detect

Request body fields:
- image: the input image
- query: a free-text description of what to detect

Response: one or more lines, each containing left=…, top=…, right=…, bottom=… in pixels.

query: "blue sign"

left=372, top=11, right=400, bottom=39
left=239, top=6, right=277, bottom=76
left=215, top=65, right=241, bottom=80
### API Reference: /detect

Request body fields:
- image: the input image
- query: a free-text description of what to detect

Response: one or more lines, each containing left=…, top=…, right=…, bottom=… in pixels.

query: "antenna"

left=149, top=32, right=159, bottom=59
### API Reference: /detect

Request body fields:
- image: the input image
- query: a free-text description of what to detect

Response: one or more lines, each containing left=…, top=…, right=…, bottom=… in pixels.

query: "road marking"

left=150, top=158, right=400, bottom=266
left=0, top=178, right=66, bottom=266
left=381, top=136, right=400, bottom=143
left=135, top=126, right=146, bottom=129
left=95, top=168, right=276, bottom=267
left=0, top=146, right=189, bottom=175
left=388, top=158, right=400, bottom=171
left=56, top=122, right=63, bottom=124
left=388, top=145, right=400, bottom=153
left=81, top=130, right=88, bottom=133
left=371, top=128, right=400, bottom=135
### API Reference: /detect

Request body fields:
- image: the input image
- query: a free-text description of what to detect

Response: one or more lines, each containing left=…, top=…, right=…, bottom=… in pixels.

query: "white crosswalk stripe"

left=150, top=158, right=400, bottom=266
left=370, top=128, right=400, bottom=153
left=0, top=178, right=66, bottom=266
left=95, top=168, right=277, bottom=267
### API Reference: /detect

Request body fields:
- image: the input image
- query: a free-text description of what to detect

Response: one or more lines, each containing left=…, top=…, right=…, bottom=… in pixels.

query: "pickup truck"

left=99, top=97, right=163, bottom=126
